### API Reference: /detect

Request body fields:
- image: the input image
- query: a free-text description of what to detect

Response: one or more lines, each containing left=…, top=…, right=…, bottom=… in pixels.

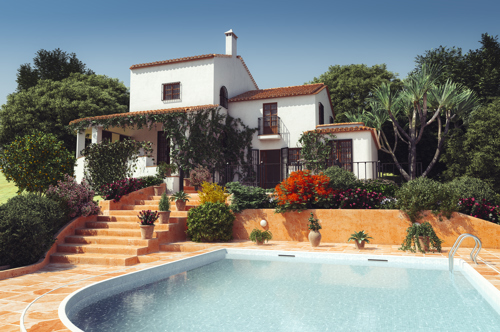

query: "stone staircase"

left=50, top=185, right=201, bottom=266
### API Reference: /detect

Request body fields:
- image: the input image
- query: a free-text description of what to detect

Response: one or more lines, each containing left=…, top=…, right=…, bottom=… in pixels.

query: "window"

left=162, top=82, right=180, bottom=100
left=263, top=102, right=278, bottom=134
left=328, top=139, right=353, bottom=171
left=220, top=86, right=228, bottom=109
left=319, top=103, right=324, bottom=125
left=288, top=148, right=301, bottom=164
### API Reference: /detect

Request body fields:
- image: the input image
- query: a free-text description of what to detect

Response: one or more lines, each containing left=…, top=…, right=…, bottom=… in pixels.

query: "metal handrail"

left=449, top=233, right=482, bottom=272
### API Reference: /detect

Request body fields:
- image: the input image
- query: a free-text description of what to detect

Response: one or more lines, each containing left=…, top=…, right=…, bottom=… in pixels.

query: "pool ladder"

left=448, top=233, right=482, bottom=272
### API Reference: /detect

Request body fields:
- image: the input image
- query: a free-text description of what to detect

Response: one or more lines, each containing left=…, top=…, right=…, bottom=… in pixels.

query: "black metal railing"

left=258, top=116, right=281, bottom=136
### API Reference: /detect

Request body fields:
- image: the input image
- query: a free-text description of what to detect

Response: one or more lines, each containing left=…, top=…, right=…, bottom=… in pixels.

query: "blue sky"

left=1, top=0, right=499, bottom=107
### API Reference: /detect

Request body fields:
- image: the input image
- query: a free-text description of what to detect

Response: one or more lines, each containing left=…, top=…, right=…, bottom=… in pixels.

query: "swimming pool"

left=60, top=249, right=500, bottom=331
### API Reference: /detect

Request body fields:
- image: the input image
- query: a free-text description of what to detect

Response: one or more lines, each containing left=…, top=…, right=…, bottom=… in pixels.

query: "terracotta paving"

left=1, top=241, right=500, bottom=331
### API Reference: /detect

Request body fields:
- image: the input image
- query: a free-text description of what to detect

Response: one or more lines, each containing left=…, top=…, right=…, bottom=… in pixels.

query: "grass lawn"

left=0, top=173, right=18, bottom=204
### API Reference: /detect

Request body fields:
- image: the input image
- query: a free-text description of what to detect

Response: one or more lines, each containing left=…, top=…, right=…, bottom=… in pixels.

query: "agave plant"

left=347, top=230, right=373, bottom=243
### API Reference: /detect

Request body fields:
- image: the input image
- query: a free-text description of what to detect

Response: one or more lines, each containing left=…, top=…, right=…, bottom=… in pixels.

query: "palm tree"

left=364, top=64, right=479, bottom=181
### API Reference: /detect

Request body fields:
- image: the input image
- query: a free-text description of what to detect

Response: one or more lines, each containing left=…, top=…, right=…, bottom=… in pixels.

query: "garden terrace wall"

left=233, top=209, right=500, bottom=249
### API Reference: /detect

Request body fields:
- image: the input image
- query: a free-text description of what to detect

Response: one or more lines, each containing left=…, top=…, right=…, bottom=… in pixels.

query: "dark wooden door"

left=260, top=149, right=281, bottom=189
left=263, top=103, right=278, bottom=134
left=157, top=131, right=170, bottom=164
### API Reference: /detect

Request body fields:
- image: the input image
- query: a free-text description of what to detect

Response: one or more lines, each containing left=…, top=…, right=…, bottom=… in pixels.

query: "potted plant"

left=400, top=222, right=443, bottom=253
left=348, top=230, right=373, bottom=249
left=189, top=165, right=212, bottom=190
left=249, top=228, right=273, bottom=245
left=153, top=183, right=165, bottom=196
left=308, top=212, right=322, bottom=247
left=157, top=162, right=177, bottom=178
left=169, top=191, right=191, bottom=211
left=158, top=192, right=170, bottom=224
left=137, top=210, right=159, bottom=239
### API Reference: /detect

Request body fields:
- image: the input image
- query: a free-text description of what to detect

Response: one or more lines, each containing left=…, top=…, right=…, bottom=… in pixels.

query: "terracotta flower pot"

left=354, top=240, right=366, bottom=250
left=176, top=200, right=187, bottom=211
left=418, top=236, right=430, bottom=252
left=158, top=211, right=170, bottom=224
left=183, top=178, right=191, bottom=187
left=140, top=225, right=155, bottom=239
left=308, top=230, right=321, bottom=247
left=153, top=186, right=164, bottom=196
left=256, top=240, right=264, bottom=245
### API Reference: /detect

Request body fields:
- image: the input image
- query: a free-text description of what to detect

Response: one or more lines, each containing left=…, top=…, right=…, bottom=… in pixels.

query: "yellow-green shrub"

left=198, top=182, right=229, bottom=204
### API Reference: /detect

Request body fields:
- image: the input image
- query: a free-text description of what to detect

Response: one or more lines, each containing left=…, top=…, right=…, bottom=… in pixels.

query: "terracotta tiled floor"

left=2, top=241, right=500, bottom=331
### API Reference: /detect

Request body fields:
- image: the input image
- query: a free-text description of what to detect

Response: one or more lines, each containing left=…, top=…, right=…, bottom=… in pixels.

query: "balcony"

left=258, top=116, right=281, bottom=140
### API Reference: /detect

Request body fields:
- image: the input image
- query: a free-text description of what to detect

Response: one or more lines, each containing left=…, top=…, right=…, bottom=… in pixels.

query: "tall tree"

left=365, top=64, right=479, bottom=181
left=0, top=73, right=129, bottom=151
left=441, top=97, right=500, bottom=188
left=308, top=64, right=401, bottom=122
left=16, top=48, right=95, bottom=91
left=414, top=33, right=500, bottom=103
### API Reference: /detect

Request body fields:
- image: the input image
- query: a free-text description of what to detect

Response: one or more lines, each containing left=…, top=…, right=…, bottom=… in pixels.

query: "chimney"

left=225, top=29, right=238, bottom=57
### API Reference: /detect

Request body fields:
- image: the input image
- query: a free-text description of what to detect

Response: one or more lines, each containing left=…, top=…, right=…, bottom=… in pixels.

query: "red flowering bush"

left=330, top=189, right=385, bottom=209
left=274, top=170, right=334, bottom=212
left=100, top=178, right=145, bottom=202
left=458, top=198, right=500, bottom=223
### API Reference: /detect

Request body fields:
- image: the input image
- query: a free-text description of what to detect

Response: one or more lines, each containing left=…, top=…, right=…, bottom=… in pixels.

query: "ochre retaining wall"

left=233, top=209, right=500, bottom=249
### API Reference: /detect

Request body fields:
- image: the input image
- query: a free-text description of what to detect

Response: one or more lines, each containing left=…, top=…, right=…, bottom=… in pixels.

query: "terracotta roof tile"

left=129, top=54, right=231, bottom=69
left=68, top=104, right=219, bottom=126
left=229, top=83, right=327, bottom=102
left=307, top=126, right=381, bottom=150
left=316, top=122, right=364, bottom=127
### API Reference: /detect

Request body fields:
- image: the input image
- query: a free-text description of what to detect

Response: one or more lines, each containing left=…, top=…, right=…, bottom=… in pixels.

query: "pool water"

left=71, top=256, right=500, bottom=331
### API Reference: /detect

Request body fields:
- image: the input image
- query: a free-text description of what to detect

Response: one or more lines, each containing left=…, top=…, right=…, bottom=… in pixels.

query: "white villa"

left=71, top=30, right=380, bottom=190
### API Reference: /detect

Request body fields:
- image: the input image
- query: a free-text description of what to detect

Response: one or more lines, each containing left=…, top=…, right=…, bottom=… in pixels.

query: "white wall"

left=130, top=58, right=215, bottom=112
left=314, top=89, right=334, bottom=125
left=213, top=56, right=257, bottom=104
left=228, top=95, right=317, bottom=151
left=333, top=130, right=378, bottom=179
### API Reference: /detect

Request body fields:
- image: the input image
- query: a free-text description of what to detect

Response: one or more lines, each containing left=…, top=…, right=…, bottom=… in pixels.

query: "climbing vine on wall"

left=68, top=107, right=256, bottom=175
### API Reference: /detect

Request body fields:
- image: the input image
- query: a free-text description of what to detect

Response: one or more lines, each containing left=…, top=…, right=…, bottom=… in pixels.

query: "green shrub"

left=158, top=192, right=170, bottom=212
left=226, top=182, right=274, bottom=213
left=81, top=139, right=153, bottom=194
left=323, top=166, right=360, bottom=191
left=445, top=176, right=499, bottom=204
left=395, top=177, right=458, bottom=222
left=0, top=131, right=75, bottom=194
left=0, top=193, right=68, bottom=267
left=186, top=202, right=235, bottom=242
left=138, top=175, right=164, bottom=188
left=358, top=178, right=399, bottom=197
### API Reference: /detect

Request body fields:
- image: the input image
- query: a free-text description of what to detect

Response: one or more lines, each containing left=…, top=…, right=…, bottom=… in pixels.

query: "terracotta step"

left=97, top=215, right=185, bottom=223
left=135, top=199, right=161, bottom=205
left=50, top=252, right=139, bottom=266
left=75, top=228, right=145, bottom=237
left=122, top=204, right=160, bottom=211
left=86, top=221, right=173, bottom=230
left=160, top=242, right=213, bottom=252
left=57, top=243, right=150, bottom=256
left=150, top=194, right=200, bottom=200
left=65, top=235, right=153, bottom=246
